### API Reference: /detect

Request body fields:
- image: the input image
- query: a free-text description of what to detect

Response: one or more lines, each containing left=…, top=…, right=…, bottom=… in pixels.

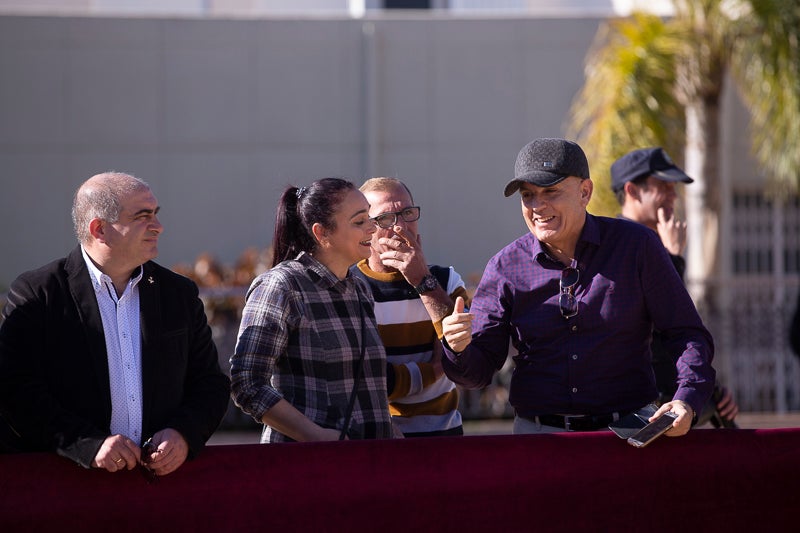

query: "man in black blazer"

left=0, top=172, right=230, bottom=476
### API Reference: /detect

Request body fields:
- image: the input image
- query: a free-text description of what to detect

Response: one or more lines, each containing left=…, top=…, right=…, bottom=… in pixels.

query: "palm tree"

left=567, top=0, right=800, bottom=312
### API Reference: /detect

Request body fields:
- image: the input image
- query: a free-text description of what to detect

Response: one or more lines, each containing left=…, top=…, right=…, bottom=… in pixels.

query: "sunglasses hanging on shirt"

left=559, top=267, right=580, bottom=319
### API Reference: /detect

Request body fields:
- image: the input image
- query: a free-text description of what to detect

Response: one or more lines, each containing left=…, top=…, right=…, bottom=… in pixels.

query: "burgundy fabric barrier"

left=1, top=428, right=798, bottom=532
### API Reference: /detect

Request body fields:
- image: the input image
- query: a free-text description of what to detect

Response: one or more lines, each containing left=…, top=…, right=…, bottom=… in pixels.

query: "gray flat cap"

left=504, top=138, right=590, bottom=197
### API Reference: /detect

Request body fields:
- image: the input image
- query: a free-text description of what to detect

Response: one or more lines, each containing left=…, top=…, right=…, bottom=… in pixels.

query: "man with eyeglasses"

left=612, top=147, right=738, bottom=427
left=351, top=177, right=470, bottom=437
left=441, top=138, right=715, bottom=437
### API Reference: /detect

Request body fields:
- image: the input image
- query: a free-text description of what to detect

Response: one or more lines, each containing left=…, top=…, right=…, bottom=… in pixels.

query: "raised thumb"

left=453, top=296, right=465, bottom=314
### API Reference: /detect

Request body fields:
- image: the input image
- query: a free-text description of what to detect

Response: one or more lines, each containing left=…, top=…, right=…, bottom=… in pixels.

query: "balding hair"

left=71, top=172, right=150, bottom=244
left=359, top=177, right=414, bottom=203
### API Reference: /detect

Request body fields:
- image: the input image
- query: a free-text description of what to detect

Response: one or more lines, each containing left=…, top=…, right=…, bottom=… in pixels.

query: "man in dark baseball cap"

left=610, top=147, right=692, bottom=193
left=612, top=147, right=692, bottom=258
left=441, top=137, right=715, bottom=439
left=611, top=147, right=739, bottom=428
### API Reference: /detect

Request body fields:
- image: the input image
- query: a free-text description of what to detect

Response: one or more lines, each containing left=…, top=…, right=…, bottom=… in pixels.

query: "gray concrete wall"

left=2, top=14, right=796, bottom=412
left=0, top=14, right=752, bottom=288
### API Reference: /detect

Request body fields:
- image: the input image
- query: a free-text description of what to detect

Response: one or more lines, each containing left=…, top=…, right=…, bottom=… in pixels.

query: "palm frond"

left=728, top=0, right=800, bottom=194
left=567, top=13, right=686, bottom=215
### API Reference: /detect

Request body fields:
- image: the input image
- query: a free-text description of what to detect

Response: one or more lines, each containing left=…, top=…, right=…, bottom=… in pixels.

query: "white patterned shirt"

left=82, top=247, right=144, bottom=444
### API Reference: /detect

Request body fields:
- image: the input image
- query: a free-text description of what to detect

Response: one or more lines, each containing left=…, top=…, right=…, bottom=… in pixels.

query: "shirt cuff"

left=441, top=338, right=465, bottom=366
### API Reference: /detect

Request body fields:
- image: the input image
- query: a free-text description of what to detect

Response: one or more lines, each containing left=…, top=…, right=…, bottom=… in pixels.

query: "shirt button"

left=571, top=325, right=577, bottom=332
left=572, top=387, right=578, bottom=393
left=571, top=354, right=578, bottom=360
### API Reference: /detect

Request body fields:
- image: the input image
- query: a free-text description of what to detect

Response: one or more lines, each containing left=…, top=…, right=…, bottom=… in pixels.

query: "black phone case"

left=627, top=411, right=679, bottom=448
left=608, top=403, right=658, bottom=439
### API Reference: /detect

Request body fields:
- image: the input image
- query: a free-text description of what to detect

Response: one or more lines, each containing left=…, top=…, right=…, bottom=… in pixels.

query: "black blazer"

left=790, top=292, right=800, bottom=359
left=0, top=247, right=230, bottom=467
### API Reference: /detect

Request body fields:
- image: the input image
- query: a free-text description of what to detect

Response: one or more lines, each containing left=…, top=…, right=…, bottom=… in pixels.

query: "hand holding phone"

left=627, top=411, right=679, bottom=448
left=608, top=403, right=658, bottom=439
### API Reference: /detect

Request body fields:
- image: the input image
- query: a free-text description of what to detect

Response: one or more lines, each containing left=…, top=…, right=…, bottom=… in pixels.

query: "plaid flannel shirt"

left=231, top=252, right=392, bottom=442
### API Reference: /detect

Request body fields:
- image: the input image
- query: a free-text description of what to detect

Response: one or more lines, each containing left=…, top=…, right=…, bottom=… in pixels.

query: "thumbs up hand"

left=442, top=296, right=473, bottom=353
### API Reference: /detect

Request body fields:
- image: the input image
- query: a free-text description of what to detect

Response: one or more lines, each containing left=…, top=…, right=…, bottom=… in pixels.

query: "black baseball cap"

left=610, top=147, right=693, bottom=192
left=504, top=138, right=590, bottom=197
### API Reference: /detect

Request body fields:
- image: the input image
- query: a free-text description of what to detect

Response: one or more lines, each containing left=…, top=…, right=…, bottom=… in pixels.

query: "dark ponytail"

left=271, top=178, right=356, bottom=267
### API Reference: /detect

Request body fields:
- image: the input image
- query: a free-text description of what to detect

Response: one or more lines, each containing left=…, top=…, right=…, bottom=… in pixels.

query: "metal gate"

left=706, top=190, right=800, bottom=412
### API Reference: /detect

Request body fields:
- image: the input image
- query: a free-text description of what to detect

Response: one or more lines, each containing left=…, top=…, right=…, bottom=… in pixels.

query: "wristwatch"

left=414, top=273, right=439, bottom=295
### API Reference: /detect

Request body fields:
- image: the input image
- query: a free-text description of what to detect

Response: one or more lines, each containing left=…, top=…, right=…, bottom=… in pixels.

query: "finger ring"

left=114, top=457, right=124, bottom=464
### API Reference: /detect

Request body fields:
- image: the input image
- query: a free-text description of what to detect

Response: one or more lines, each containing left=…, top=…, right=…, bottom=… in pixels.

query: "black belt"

left=534, top=413, right=620, bottom=432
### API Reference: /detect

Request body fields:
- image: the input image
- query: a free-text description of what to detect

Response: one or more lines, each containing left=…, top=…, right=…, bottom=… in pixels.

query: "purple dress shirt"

left=443, top=214, right=715, bottom=417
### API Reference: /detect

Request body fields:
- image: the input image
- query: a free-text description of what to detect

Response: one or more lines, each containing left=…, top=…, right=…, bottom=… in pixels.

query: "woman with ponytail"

left=231, top=178, right=393, bottom=442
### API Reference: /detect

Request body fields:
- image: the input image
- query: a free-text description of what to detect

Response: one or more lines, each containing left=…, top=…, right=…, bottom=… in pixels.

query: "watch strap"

left=414, top=273, right=438, bottom=295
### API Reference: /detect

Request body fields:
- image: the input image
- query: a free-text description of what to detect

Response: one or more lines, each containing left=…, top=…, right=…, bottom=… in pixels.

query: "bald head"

left=359, top=177, right=414, bottom=203
left=72, top=172, right=150, bottom=244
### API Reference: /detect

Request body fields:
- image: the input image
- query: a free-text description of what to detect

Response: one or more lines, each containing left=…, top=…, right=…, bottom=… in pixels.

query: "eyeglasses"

left=559, top=267, right=580, bottom=318
left=370, top=206, right=421, bottom=229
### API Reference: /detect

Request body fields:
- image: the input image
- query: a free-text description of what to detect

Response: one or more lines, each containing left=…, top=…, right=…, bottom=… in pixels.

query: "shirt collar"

left=354, top=259, right=404, bottom=283
left=532, top=213, right=601, bottom=268
left=81, top=246, right=144, bottom=295
left=581, top=213, right=602, bottom=247
left=296, top=251, right=353, bottom=292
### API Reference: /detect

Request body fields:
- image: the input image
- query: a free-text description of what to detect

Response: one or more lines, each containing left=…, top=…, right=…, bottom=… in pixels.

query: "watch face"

left=416, top=274, right=437, bottom=294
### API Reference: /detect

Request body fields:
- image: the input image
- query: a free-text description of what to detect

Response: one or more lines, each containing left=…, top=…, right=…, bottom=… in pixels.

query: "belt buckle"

left=563, top=415, right=578, bottom=431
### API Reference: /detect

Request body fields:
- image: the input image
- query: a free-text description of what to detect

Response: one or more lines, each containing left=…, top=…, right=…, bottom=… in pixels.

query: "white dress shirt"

left=82, top=247, right=144, bottom=444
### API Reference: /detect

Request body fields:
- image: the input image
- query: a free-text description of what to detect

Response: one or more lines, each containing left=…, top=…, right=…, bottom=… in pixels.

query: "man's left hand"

left=715, top=386, right=739, bottom=421
left=651, top=400, right=694, bottom=437
left=141, top=428, right=189, bottom=476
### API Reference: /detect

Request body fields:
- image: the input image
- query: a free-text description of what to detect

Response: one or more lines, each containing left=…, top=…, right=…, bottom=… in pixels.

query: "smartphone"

left=608, top=403, right=658, bottom=439
left=627, top=410, right=679, bottom=448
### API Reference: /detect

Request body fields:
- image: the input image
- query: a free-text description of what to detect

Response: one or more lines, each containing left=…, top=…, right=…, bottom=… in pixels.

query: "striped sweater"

left=352, top=260, right=470, bottom=436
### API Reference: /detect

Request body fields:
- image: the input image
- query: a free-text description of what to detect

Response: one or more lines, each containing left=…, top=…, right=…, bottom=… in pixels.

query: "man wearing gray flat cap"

left=442, top=138, right=715, bottom=438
